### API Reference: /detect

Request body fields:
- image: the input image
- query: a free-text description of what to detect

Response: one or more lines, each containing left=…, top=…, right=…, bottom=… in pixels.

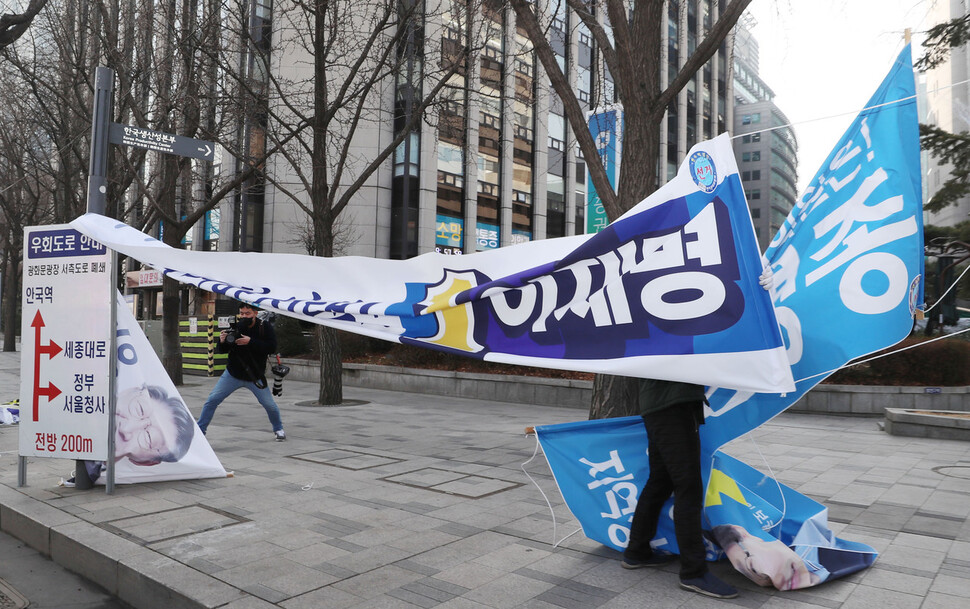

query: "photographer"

left=197, top=302, right=286, bottom=441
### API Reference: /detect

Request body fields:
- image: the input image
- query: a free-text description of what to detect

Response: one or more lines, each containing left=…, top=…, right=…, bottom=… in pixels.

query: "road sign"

left=19, top=225, right=114, bottom=461
left=108, top=122, right=215, bottom=161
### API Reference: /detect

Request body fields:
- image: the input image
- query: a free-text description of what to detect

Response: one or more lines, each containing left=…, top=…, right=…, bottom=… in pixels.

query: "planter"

left=884, top=408, right=970, bottom=441
left=281, top=359, right=594, bottom=410
left=281, top=358, right=970, bottom=418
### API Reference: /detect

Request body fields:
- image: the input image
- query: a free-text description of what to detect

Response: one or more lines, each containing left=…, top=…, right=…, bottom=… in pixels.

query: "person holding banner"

left=197, top=302, right=286, bottom=441
left=622, top=267, right=774, bottom=599
left=622, top=379, right=739, bottom=599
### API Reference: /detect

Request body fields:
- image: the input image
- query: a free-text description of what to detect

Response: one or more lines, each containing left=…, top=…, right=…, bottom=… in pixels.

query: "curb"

left=0, top=484, right=240, bottom=609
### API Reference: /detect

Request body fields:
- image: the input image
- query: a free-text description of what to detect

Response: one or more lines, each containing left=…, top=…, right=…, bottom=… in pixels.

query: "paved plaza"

left=1, top=348, right=969, bottom=609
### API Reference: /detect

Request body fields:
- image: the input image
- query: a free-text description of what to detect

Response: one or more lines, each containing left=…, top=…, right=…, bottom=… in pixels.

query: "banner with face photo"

left=71, top=134, right=793, bottom=395
left=533, top=418, right=877, bottom=590
left=110, top=292, right=226, bottom=483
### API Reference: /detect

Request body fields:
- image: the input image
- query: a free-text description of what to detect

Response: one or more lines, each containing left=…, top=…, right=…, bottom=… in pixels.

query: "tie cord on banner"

left=521, top=431, right=584, bottom=549
left=794, top=324, right=970, bottom=385
left=729, top=77, right=970, bottom=142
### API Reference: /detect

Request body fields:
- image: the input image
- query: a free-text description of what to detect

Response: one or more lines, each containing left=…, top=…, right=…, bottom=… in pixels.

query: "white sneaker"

left=274, top=430, right=286, bottom=441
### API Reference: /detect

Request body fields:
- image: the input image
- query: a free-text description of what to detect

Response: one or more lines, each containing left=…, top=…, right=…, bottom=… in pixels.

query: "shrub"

left=273, top=315, right=310, bottom=357
left=340, top=331, right=392, bottom=359
left=825, top=337, right=970, bottom=386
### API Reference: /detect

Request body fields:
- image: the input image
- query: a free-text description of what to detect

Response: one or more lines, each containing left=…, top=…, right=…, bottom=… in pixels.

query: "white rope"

left=924, top=262, right=970, bottom=314
left=729, top=78, right=970, bottom=141
left=794, top=324, right=970, bottom=384
left=745, top=435, right=786, bottom=535
left=520, top=432, right=583, bottom=548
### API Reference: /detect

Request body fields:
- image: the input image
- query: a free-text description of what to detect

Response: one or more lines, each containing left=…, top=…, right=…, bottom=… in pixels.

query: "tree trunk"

left=161, top=275, right=183, bottom=385
left=588, top=374, right=639, bottom=420
left=316, top=325, right=342, bottom=405
left=1, top=250, right=19, bottom=351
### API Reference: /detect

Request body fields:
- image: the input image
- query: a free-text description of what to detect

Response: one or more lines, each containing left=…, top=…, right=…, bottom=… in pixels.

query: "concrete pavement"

left=1, top=347, right=970, bottom=608
left=0, top=527, right=126, bottom=609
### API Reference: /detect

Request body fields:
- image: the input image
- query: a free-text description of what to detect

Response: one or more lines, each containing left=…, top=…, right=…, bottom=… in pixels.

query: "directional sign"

left=108, top=122, right=215, bottom=162
left=19, top=225, right=113, bottom=460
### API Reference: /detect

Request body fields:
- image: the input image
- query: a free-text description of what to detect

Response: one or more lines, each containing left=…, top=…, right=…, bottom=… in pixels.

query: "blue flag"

left=534, top=46, right=922, bottom=591
left=702, top=44, right=923, bottom=449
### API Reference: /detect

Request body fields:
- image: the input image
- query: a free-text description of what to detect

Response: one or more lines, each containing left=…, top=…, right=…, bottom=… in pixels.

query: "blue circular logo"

left=908, top=275, right=922, bottom=317
left=689, top=151, right=718, bottom=193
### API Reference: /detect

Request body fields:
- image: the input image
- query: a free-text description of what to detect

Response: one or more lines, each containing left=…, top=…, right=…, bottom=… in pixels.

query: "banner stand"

left=105, top=250, right=118, bottom=494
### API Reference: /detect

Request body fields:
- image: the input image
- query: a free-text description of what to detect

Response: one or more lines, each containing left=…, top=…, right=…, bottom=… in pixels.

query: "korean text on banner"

left=71, top=133, right=793, bottom=394
left=702, top=44, right=923, bottom=449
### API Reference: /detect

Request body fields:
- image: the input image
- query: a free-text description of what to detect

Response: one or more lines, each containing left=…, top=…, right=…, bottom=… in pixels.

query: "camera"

left=271, top=362, right=290, bottom=396
left=224, top=322, right=242, bottom=344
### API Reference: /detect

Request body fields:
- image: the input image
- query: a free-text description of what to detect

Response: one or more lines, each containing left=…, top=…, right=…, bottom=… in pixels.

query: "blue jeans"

left=198, top=370, right=283, bottom=434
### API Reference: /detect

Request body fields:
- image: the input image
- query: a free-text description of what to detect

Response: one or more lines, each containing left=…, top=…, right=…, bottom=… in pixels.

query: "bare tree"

left=510, top=0, right=753, bottom=418
left=0, top=64, right=58, bottom=348
left=233, top=0, right=482, bottom=404
left=0, top=0, right=48, bottom=49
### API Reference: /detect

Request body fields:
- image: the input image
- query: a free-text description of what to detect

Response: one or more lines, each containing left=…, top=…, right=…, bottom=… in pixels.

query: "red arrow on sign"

left=30, top=311, right=62, bottom=421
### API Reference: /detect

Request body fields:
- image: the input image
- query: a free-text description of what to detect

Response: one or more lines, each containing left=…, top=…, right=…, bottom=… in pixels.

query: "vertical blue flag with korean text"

left=701, top=44, right=923, bottom=449
left=535, top=46, right=920, bottom=590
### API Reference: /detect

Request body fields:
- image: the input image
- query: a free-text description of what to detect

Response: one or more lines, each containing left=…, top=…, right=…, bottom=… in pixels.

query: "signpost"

left=18, top=66, right=215, bottom=492
left=108, top=123, right=214, bottom=161
left=19, top=226, right=114, bottom=478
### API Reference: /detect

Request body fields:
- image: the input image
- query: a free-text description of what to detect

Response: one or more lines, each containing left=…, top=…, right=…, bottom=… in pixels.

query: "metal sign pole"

left=85, top=66, right=116, bottom=493
left=105, top=252, right=118, bottom=494
left=87, top=67, right=114, bottom=215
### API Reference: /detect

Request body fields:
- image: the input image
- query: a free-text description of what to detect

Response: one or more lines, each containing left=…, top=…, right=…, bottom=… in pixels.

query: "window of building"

left=548, top=112, right=565, bottom=151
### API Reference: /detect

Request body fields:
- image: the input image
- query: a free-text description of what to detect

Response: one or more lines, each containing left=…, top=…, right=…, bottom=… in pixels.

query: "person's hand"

left=219, top=331, right=227, bottom=343
left=759, top=265, right=774, bottom=291
left=234, top=335, right=251, bottom=346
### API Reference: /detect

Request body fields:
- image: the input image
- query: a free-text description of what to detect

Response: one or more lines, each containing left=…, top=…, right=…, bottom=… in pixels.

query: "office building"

left=731, top=18, right=798, bottom=250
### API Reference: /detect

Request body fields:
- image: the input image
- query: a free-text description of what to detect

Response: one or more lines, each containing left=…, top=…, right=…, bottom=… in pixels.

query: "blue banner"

left=534, top=419, right=877, bottom=590
left=534, top=47, right=920, bottom=591
left=702, top=44, right=923, bottom=449
left=587, top=107, right=620, bottom=234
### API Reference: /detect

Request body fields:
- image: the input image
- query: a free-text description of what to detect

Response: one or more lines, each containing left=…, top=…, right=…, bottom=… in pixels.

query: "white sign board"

left=19, top=225, right=113, bottom=460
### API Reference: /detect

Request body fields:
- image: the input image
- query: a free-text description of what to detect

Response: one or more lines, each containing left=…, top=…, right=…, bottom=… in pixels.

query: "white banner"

left=72, top=135, right=794, bottom=393
left=111, top=292, right=227, bottom=483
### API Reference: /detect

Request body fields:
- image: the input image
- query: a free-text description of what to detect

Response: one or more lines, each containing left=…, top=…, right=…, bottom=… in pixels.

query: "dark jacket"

left=218, top=317, right=277, bottom=382
left=637, top=378, right=706, bottom=417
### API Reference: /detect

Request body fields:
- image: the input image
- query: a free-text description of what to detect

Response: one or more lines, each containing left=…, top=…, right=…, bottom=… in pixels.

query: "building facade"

left=921, top=0, right=970, bottom=229
left=730, top=19, right=798, bottom=250
left=205, top=0, right=741, bottom=263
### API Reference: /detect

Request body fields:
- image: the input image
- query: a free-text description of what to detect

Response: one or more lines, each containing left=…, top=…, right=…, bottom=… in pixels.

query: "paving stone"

left=4, top=354, right=970, bottom=609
